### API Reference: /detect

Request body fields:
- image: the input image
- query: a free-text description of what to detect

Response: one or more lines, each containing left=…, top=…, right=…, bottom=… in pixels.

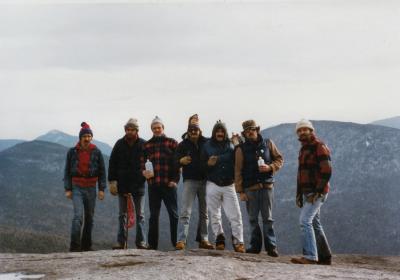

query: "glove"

left=109, top=181, right=118, bottom=196
left=296, top=195, right=303, bottom=208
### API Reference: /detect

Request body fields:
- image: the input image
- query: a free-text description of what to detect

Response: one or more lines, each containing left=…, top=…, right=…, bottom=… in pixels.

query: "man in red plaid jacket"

left=291, top=119, right=332, bottom=265
left=142, top=116, right=180, bottom=250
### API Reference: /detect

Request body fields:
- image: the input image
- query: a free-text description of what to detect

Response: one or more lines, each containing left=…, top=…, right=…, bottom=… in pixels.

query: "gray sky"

left=1, top=0, right=399, bottom=145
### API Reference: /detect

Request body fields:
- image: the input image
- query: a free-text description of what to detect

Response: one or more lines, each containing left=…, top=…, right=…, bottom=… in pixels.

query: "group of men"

left=63, top=115, right=333, bottom=265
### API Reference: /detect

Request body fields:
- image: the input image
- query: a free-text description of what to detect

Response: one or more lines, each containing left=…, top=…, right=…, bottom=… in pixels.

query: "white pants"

left=206, top=181, right=244, bottom=244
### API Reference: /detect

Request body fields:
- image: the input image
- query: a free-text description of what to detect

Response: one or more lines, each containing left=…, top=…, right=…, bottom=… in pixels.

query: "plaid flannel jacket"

left=141, top=135, right=180, bottom=186
left=297, top=135, right=332, bottom=196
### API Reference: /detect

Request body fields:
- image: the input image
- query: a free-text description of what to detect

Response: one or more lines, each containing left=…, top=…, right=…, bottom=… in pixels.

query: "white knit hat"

left=295, top=119, right=314, bottom=132
left=125, top=118, right=139, bottom=130
left=151, top=116, right=164, bottom=127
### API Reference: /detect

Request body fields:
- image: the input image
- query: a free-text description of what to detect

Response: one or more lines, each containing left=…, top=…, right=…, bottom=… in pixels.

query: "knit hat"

left=79, top=122, right=93, bottom=139
left=295, top=119, right=314, bottom=133
left=187, top=114, right=200, bottom=130
left=151, top=116, right=164, bottom=128
left=242, top=120, right=260, bottom=132
left=125, top=118, right=139, bottom=130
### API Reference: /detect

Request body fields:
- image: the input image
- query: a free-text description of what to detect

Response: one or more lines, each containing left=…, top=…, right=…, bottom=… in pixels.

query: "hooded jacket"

left=201, top=121, right=235, bottom=186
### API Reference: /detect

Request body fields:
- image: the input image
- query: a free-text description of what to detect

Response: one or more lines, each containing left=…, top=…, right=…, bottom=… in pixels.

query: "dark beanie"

left=79, top=122, right=93, bottom=139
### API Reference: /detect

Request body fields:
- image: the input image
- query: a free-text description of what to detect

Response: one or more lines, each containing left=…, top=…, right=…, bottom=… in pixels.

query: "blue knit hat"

left=79, top=122, right=93, bottom=139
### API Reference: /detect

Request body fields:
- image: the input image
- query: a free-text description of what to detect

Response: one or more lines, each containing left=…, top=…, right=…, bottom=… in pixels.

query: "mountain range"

left=1, top=120, right=400, bottom=255
left=371, top=116, right=400, bottom=130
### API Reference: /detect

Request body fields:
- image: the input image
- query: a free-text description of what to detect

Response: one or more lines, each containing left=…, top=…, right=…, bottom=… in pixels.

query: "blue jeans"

left=177, top=180, right=208, bottom=243
left=148, top=185, right=178, bottom=249
left=300, top=194, right=332, bottom=261
left=245, top=187, right=277, bottom=252
left=117, top=193, right=146, bottom=247
left=70, top=186, right=96, bottom=251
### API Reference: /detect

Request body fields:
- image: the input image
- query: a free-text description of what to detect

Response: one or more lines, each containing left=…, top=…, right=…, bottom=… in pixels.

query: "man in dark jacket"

left=64, top=122, right=106, bottom=252
left=201, top=120, right=245, bottom=253
left=175, top=114, right=214, bottom=250
left=235, top=120, right=283, bottom=257
left=291, top=119, right=333, bottom=265
left=141, top=116, right=180, bottom=250
left=108, top=118, right=148, bottom=249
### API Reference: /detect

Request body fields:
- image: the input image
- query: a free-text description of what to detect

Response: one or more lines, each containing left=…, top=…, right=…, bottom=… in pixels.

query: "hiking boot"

left=246, top=247, right=261, bottom=254
left=136, top=242, right=149, bottom=250
left=267, top=248, right=279, bottom=257
left=199, top=240, right=215, bottom=250
left=317, top=257, right=332, bottom=265
left=234, top=244, right=245, bottom=253
left=291, top=257, right=318, bottom=265
left=69, top=247, right=81, bottom=252
left=175, top=241, right=186, bottom=250
left=112, top=243, right=124, bottom=250
left=82, top=247, right=94, bottom=252
left=215, top=233, right=225, bottom=250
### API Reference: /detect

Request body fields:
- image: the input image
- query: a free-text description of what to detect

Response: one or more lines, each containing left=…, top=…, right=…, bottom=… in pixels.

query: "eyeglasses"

left=245, top=128, right=257, bottom=132
left=189, top=129, right=199, bottom=133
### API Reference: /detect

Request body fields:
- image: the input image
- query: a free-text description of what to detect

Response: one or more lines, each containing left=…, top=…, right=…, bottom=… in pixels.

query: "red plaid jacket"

left=297, top=135, right=331, bottom=196
left=141, top=135, right=180, bottom=187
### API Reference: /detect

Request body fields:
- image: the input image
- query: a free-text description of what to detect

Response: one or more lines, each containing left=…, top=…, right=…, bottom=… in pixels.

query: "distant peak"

left=47, top=129, right=65, bottom=135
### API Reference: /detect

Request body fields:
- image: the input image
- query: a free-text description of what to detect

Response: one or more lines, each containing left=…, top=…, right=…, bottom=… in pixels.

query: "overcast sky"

left=0, top=0, right=399, bottom=145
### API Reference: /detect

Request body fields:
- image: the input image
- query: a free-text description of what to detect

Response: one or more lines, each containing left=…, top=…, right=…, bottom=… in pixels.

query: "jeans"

left=117, top=193, right=146, bottom=247
left=245, top=187, right=277, bottom=252
left=148, top=185, right=178, bottom=249
left=177, top=180, right=209, bottom=243
left=299, top=194, right=332, bottom=261
left=70, top=186, right=96, bottom=251
left=206, top=181, right=244, bottom=244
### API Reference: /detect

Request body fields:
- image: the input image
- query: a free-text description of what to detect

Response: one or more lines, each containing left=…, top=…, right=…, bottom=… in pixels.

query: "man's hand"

left=142, top=170, right=154, bottom=179
left=208, top=156, right=218, bottom=167
left=231, top=133, right=241, bottom=146
left=168, top=181, right=177, bottom=188
left=180, top=156, right=192, bottom=166
left=65, top=190, right=73, bottom=200
left=306, top=193, right=322, bottom=204
left=259, top=164, right=272, bottom=173
left=109, top=181, right=118, bottom=196
left=296, top=195, right=303, bottom=208
left=239, top=192, right=248, bottom=201
left=98, top=190, right=105, bottom=200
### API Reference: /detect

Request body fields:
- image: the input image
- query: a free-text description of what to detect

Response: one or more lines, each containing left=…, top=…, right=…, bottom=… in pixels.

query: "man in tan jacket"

left=235, top=120, right=283, bottom=256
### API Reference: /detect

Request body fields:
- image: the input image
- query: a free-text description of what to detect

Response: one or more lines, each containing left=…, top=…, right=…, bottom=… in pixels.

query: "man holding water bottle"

left=175, top=114, right=214, bottom=250
left=141, top=116, right=180, bottom=250
left=234, top=120, right=283, bottom=256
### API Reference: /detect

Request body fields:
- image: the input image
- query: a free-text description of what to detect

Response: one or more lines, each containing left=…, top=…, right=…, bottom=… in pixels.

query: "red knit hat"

left=79, top=122, right=93, bottom=139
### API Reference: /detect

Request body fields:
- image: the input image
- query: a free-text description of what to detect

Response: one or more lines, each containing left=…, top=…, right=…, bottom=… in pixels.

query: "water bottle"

left=145, top=159, right=154, bottom=172
left=257, top=156, right=265, bottom=167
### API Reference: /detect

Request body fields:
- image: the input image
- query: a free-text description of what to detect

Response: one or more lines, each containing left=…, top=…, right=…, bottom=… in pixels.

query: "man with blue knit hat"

left=64, top=122, right=106, bottom=252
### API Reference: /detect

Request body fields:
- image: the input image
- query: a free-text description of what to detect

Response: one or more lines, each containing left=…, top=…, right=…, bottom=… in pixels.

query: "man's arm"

left=268, top=139, right=284, bottom=174
left=63, top=149, right=72, bottom=191
left=234, top=147, right=245, bottom=193
left=108, top=141, right=119, bottom=182
left=315, top=143, right=332, bottom=193
left=97, top=151, right=107, bottom=191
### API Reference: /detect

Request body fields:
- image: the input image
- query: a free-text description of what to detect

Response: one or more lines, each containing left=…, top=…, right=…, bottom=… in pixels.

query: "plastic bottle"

left=145, top=159, right=154, bottom=172
left=258, top=156, right=265, bottom=167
